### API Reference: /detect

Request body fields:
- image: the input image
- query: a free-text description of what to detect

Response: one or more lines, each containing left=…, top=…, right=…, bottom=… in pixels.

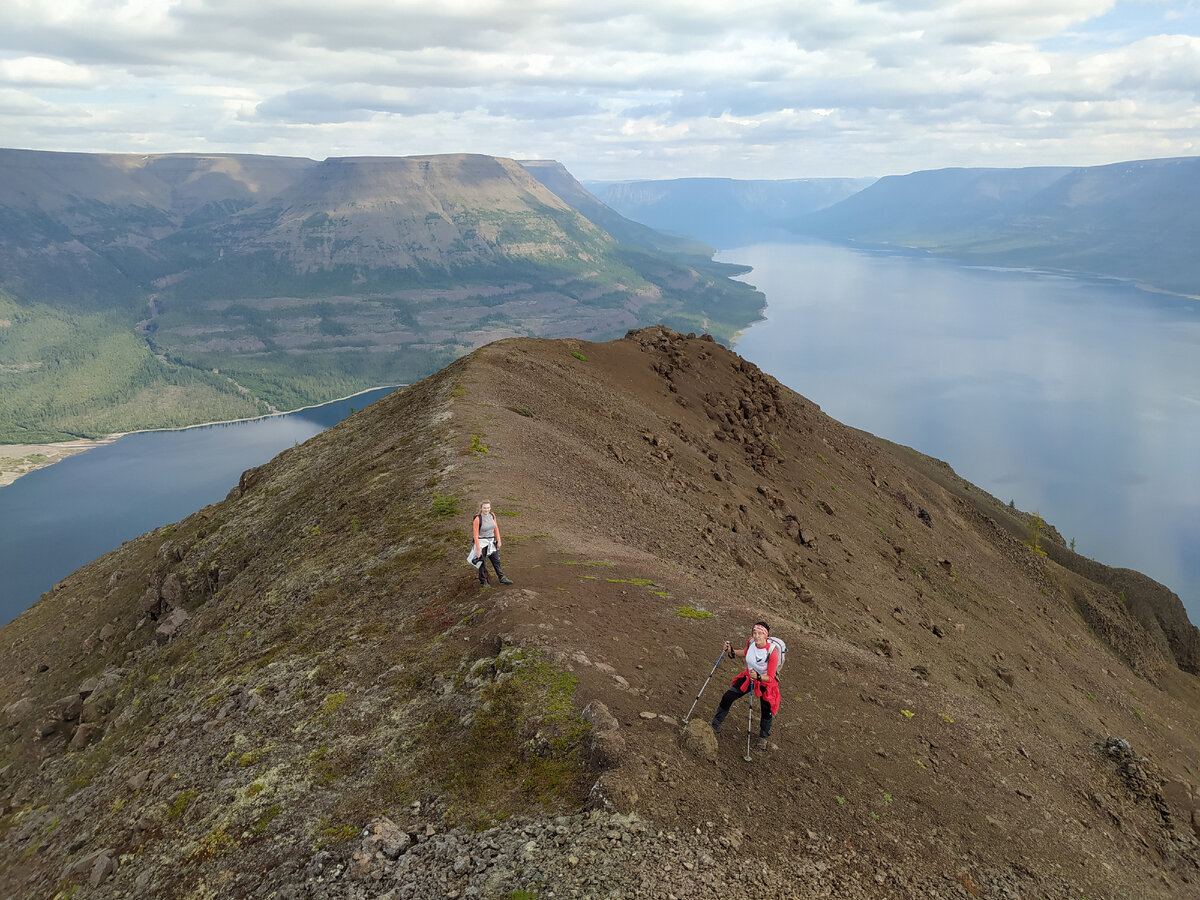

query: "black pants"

left=478, top=548, right=506, bottom=583
left=712, top=676, right=773, bottom=738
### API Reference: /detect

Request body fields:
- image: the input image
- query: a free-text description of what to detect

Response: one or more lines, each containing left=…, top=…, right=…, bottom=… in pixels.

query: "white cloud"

left=0, top=56, right=94, bottom=87
left=0, top=0, right=1197, bottom=178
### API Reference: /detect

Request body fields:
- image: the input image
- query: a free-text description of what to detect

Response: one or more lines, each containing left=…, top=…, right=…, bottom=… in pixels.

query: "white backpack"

left=767, top=636, right=787, bottom=673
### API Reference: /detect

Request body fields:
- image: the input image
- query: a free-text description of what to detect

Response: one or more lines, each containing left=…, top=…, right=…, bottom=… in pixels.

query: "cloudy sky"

left=2, top=0, right=1199, bottom=180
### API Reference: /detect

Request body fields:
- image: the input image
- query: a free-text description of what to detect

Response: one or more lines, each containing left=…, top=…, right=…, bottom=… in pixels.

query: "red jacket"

left=733, top=639, right=781, bottom=714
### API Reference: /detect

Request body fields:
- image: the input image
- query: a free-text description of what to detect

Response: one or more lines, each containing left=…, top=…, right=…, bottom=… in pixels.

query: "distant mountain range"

left=796, top=156, right=1200, bottom=295
left=590, top=157, right=1200, bottom=296
left=0, top=150, right=762, bottom=442
left=585, top=176, right=875, bottom=248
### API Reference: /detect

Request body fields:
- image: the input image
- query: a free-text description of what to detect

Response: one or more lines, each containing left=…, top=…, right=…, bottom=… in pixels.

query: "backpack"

left=767, top=636, right=787, bottom=673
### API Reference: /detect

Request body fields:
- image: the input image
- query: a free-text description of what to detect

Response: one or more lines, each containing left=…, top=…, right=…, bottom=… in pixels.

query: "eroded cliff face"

left=3, top=328, right=1199, bottom=899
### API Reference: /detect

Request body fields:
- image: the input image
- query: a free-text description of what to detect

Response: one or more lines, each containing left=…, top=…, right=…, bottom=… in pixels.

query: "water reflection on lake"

left=0, top=388, right=395, bottom=625
left=721, top=241, right=1200, bottom=624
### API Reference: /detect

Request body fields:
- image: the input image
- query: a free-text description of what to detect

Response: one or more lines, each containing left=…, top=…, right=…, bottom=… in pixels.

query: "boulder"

left=139, top=584, right=160, bottom=616
left=582, top=701, right=620, bottom=733
left=360, top=816, right=411, bottom=860
left=155, top=608, right=189, bottom=644
left=160, top=573, right=182, bottom=609
left=3, top=696, right=34, bottom=727
left=70, top=723, right=102, bottom=750
left=682, top=718, right=718, bottom=764
left=54, top=694, right=84, bottom=722
left=88, top=852, right=116, bottom=888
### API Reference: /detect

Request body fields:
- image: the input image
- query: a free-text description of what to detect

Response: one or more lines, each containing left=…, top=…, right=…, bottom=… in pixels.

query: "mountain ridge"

left=2, top=327, right=1197, bottom=898
left=797, top=156, right=1200, bottom=296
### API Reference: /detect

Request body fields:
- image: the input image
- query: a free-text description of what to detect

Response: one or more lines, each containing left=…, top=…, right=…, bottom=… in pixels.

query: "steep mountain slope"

left=0, top=149, right=315, bottom=307
left=2, top=328, right=1198, bottom=899
left=799, top=157, right=1200, bottom=295
left=0, top=150, right=763, bottom=442
left=586, top=176, right=876, bottom=248
left=521, top=160, right=716, bottom=258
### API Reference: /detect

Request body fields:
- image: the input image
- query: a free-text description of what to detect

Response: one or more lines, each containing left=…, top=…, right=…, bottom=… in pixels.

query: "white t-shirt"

left=746, top=641, right=772, bottom=677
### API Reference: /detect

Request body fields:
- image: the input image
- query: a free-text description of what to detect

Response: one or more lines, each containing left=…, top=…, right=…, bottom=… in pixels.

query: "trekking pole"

left=743, top=678, right=754, bottom=762
left=682, top=646, right=727, bottom=726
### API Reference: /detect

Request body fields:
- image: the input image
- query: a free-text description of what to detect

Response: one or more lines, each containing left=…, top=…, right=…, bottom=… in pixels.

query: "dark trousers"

left=712, top=677, right=773, bottom=738
left=478, top=548, right=506, bottom=583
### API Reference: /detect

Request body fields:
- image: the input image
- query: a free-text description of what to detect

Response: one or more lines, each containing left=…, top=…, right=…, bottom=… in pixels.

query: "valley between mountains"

left=2, top=328, right=1199, bottom=899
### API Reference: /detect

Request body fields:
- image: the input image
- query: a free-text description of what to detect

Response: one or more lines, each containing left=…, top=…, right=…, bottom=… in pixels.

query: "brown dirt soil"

left=2, top=326, right=1198, bottom=899
left=440, top=327, right=1200, bottom=897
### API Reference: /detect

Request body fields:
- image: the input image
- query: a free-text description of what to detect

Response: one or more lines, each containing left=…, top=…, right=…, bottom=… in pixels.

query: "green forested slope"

left=0, top=151, right=764, bottom=443
left=0, top=295, right=269, bottom=442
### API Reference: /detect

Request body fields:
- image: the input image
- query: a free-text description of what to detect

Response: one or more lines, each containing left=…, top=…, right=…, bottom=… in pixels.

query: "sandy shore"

left=0, top=438, right=122, bottom=488
left=0, top=385, right=402, bottom=490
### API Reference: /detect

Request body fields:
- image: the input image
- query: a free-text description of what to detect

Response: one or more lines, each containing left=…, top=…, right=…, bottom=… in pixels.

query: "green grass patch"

left=168, top=789, right=199, bottom=820
left=423, top=651, right=590, bottom=827
left=570, top=351, right=588, bottom=362
left=248, top=804, right=282, bottom=838
left=187, top=825, right=234, bottom=863
left=431, top=493, right=461, bottom=517
left=320, top=693, right=347, bottom=715
left=675, top=606, right=714, bottom=619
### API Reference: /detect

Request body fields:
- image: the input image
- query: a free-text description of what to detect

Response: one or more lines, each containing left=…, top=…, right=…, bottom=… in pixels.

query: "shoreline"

left=0, top=384, right=402, bottom=490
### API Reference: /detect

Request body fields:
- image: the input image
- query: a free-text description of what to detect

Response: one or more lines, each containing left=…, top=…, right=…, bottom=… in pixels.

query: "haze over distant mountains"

left=593, top=157, right=1200, bottom=297
left=585, top=176, right=875, bottom=247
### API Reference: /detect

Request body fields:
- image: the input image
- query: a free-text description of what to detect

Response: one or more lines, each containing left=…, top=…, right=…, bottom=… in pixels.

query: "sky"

left=2, top=0, right=1199, bottom=181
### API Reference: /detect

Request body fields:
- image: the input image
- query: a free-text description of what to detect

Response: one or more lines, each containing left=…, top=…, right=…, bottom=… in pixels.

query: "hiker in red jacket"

left=711, top=621, right=780, bottom=750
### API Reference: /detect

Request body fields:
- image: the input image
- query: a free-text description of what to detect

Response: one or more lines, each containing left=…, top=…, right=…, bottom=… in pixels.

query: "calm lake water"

left=3, top=245, right=1198, bottom=628
left=721, top=241, right=1200, bottom=625
left=0, top=388, right=395, bottom=625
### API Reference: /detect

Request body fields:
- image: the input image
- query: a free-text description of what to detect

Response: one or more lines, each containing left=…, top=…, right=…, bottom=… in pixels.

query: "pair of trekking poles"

left=682, top=646, right=762, bottom=763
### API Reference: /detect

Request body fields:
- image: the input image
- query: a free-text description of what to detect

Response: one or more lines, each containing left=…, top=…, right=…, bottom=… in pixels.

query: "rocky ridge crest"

left=2, top=327, right=1199, bottom=899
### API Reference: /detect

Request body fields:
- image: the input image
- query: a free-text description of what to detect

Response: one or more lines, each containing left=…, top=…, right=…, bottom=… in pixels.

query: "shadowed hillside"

left=2, top=328, right=1198, bottom=898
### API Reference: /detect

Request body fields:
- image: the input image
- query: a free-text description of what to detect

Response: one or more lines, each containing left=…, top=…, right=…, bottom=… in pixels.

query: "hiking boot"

left=756, top=737, right=769, bottom=751
left=711, top=722, right=721, bottom=735
left=479, top=581, right=491, bottom=589
left=499, top=577, right=514, bottom=584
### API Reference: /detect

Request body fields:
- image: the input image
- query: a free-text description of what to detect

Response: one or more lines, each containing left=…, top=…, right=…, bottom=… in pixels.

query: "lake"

left=721, top=241, right=1200, bottom=625
left=0, top=388, right=395, bottom=625
left=3, top=244, right=1198, bottom=629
